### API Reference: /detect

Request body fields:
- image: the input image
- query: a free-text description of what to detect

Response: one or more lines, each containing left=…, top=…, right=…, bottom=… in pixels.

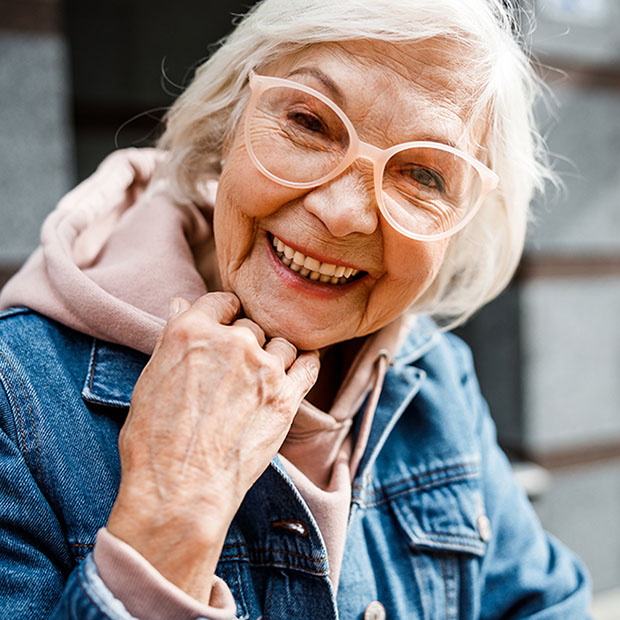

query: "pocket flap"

left=388, top=462, right=488, bottom=556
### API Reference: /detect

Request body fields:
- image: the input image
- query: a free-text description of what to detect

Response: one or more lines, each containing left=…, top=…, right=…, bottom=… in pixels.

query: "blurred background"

left=0, top=0, right=619, bottom=616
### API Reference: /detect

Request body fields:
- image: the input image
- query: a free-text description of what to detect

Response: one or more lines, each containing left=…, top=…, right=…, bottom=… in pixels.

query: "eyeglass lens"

left=248, top=84, right=483, bottom=238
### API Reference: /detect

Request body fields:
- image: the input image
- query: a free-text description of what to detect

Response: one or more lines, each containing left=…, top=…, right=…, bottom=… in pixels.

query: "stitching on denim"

left=0, top=351, right=43, bottom=477
left=362, top=462, right=480, bottom=498
left=440, top=555, right=449, bottom=615
left=441, top=555, right=459, bottom=620
left=418, top=530, right=479, bottom=541
left=246, top=548, right=326, bottom=563
left=223, top=545, right=326, bottom=564
left=359, top=471, right=479, bottom=507
left=0, top=364, right=29, bottom=468
left=264, top=575, right=274, bottom=620
left=231, top=563, right=250, bottom=619
left=380, top=460, right=480, bottom=491
left=411, top=551, right=431, bottom=612
left=89, top=341, right=98, bottom=392
left=351, top=461, right=480, bottom=502
left=71, top=543, right=95, bottom=548
left=244, top=559, right=329, bottom=575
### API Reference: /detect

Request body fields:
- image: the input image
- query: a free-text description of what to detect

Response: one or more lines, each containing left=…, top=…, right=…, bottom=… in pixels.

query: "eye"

left=287, top=110, right=327, bottom=134
left=405, top=166, right=445, bottom=192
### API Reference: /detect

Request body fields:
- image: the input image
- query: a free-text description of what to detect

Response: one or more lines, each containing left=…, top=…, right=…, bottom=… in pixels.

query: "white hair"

left=158, top=0, right=550, bottom=328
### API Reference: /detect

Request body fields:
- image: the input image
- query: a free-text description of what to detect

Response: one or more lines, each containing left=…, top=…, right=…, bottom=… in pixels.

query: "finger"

left=192, top=291, right=241, bottom=325
left=167, top=296, right=192, bottom=320
left=285, top=350, right=320, bottom=400
left=151, top=296, right=191, bottom=359
left=232, top=318, right=266, bottom=347
left=264, top=337, right=297, bottom=371
left=152, top=297, right=192, bottom=357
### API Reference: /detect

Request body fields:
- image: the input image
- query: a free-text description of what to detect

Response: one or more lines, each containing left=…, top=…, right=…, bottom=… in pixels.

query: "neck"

left=305, top=337, right=366, bottom=411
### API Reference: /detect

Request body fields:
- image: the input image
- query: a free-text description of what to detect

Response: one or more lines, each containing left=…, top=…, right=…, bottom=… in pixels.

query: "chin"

left=241, top=305, right=341, bottom=351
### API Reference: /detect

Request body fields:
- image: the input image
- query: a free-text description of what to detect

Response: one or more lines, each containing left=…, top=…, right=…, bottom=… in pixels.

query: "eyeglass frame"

left=244, top=70, right=499, bottom=241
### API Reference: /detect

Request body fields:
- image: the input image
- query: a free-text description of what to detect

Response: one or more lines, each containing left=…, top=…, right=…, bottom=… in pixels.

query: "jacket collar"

left=81, top=338, right=149, bottom=408
left=80, top=315, right=440, bottom=412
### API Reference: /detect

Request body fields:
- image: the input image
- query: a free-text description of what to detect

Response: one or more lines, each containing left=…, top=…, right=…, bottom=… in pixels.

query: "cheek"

left=218, top=146, right=299, bottom=219
left=383, top=235, right=447, bottom=283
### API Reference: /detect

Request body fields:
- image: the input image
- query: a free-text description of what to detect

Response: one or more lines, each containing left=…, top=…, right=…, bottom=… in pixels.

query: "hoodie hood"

left=0, top=148, right=212, bottom=354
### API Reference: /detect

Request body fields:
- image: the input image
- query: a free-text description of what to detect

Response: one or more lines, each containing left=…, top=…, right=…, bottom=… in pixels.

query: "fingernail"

left=308, top=358, right=320, bottom=377
left=167, top=297, right=180, bottom=318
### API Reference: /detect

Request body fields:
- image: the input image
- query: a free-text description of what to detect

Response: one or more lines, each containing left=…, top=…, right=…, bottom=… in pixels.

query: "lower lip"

left=265, top=234, right=365, bottom=299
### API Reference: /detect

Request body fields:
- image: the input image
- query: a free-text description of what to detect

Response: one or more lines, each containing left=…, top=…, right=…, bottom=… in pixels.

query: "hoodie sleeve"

left=93, top=528, right=237, bottom=620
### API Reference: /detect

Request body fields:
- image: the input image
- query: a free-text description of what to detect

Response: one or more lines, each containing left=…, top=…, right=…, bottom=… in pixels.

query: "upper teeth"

left=271, top=235, right=360, bottom=284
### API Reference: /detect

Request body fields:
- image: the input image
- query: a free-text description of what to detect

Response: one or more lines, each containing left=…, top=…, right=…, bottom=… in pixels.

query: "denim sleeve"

left=448, top=337, right=592, bottom=619
left=0, top=370, right=136, bottom=619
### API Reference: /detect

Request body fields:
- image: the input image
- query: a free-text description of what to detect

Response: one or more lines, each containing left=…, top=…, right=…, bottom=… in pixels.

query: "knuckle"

left=164, top=313, right=207, bottom=346
left=258, top=351, right=284, bottom=383
left=210, top=291, right=240, bottom=310
left=272, top=337, right=296, bottom=356
left=232, top=325, right=259, bottom=349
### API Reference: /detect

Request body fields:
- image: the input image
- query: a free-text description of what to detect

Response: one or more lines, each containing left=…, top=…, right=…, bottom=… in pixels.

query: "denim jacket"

left=0, top=306, right=590, bottom=619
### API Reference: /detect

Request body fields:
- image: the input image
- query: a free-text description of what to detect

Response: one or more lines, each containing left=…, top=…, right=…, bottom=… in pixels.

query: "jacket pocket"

left=387, top=460, right=488, bottom=557
left=381, top=461, right=488, bottom=620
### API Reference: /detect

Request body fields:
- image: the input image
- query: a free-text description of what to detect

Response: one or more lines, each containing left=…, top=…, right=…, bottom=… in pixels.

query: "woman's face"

left=214, top=40, right=477, bottom=350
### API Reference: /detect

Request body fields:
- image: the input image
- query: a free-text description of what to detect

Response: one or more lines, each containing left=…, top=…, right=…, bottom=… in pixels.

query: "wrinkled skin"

left=107, top=39, right=480, bottom=604
left=108, top=294, right=319, bottom=600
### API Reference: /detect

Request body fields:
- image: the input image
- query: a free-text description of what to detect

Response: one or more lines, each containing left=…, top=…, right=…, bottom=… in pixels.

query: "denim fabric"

left=0, top=307, right=591, bottom=619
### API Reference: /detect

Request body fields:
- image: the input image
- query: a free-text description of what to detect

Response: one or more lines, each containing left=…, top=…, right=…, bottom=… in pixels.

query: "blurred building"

left=1, top=0, right=619, bottom=613
left=460, top=2, right=620, bottom=612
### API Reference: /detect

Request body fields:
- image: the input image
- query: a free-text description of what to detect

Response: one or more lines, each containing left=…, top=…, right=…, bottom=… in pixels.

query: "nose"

left=302, top=167, right=379, bottom=238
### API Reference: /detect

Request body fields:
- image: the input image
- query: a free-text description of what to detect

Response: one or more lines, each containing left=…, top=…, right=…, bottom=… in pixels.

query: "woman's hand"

left=106, top=292, right=320, bottom=602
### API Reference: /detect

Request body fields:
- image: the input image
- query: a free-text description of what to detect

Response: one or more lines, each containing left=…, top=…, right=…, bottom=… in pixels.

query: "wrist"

left=106, top=488, right=232, bottom=599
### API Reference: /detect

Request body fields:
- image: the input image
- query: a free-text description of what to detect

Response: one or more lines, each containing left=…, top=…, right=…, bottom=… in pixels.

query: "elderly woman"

left=0, top=0, right=590, bottom=618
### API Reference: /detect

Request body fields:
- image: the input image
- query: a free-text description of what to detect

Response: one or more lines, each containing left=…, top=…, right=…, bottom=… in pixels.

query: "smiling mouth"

left=269, top=234, right=366, bottom=285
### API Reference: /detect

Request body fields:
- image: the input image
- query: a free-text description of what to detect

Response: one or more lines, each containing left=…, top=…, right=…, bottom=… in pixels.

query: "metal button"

left=477, top=514, right=492, bottom=542
left=364, top=600, right=386, bottom=620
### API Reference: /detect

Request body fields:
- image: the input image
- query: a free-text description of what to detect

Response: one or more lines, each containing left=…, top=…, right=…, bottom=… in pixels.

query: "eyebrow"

left=411, top=132, right=458, bottom=149
left=284, top=67, right=346, bottom=106
left=284, top=66, right=461, bottom=150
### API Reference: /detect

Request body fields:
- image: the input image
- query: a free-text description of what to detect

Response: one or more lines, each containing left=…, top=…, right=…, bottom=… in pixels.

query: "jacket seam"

left=247, top=548, right=326, bottom=563
left=221, top=543, right=327, bottom=564
left=354, top=471, right=480, bottom=506
left=0, top=363, right=29, bottom=469
left=0, top=350, right=42, bottom=477
left=352, top=459, right=480, bottom=494
left=89, top=341, right=98, bottom=393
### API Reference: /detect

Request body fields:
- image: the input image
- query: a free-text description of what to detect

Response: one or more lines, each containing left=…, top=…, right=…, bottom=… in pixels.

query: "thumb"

left=285, top=350, right=320, bottom=402
left=167, top=296, right=192, bottom=319
left=152, top=297, right=192, bottom=356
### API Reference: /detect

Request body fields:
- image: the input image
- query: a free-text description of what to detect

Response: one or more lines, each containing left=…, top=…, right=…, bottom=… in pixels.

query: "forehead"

left=262, top=39, right=481, bottom=149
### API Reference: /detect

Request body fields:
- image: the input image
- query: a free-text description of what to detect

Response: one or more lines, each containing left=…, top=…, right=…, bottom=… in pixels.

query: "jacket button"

left=477, top=514, right=492, bottom=542
left=364, top=601, right=386, bottom=620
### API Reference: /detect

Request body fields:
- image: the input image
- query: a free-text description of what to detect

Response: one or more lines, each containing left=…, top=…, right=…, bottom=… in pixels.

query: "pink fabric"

left=94, top=528, right=236, bottom=620
left=0, top=148, right=210, bottom=354
left=0, top=147, right=411, bottom=612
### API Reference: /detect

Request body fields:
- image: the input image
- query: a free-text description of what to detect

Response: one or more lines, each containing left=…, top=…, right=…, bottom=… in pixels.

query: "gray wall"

left=462, top=0, right=620, bottom=599
left=0, top=8, right=74, bottom=270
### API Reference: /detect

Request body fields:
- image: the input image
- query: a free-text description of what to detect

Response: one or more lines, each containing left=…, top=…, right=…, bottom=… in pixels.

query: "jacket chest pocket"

left=342, top=462, right=488, bottom=620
